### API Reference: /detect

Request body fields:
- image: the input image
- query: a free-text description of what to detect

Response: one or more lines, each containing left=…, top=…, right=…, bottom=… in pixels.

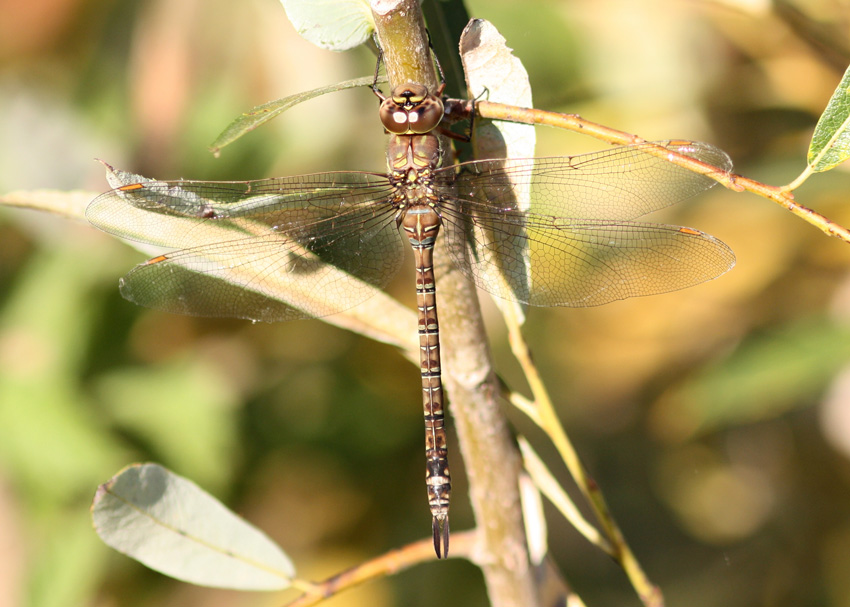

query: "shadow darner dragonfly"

left=88, top=77, right=735, bottom=559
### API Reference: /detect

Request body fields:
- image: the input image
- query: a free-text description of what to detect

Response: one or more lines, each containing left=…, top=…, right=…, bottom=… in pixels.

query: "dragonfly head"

left=379, top=83, right=444, bottom=135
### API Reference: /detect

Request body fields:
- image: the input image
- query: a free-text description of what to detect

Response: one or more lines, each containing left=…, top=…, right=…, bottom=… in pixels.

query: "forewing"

left=87, top=168, right=396, bottom=249
left=448, top=141, right=732, bottom=221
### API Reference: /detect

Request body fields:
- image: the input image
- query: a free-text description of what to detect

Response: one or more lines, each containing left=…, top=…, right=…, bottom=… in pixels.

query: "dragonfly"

left=87, top=73, right=735, bottom=559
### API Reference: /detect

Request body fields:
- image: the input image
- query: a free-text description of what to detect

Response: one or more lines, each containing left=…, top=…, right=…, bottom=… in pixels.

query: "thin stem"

left=371, top=3, right=540, bottom=607
left=785, top=164, right=816, bottom=191
left=502, top=307, right=663, bottom=607
left=517, top=437, right=612, bottom=553
left=284, top=532, right=477, bottom=607
left=443, top=98, right=850, bottom=243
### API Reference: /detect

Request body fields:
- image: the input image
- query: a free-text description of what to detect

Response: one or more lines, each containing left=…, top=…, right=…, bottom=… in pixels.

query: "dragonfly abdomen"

left=399, top=205, right=451, bottom=558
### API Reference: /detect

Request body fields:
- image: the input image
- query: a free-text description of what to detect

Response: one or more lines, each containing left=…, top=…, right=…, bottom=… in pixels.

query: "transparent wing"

left=87, top=169, right=396, bottom=248
left=87, top=170, right=404, bottom=321
left=443, top=210, right=734, bottom=306
left=440, top=141, right=735, bottom=306
left=444, top=140, right=732, bottom=220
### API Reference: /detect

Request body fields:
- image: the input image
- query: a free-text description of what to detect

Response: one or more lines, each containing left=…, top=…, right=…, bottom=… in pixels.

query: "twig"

left=284, top=532, right=476, bottom=607
left=372, top=2, right=541, bottom=607
left=444, top=98, right=850, bottom=244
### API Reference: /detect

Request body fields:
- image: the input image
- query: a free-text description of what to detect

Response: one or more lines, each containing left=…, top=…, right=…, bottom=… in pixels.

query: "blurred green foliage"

left=2, top=1, right=850, bottom=606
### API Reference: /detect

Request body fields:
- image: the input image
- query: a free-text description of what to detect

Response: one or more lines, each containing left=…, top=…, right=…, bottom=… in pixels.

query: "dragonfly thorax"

left=386, top=132, right=442, bottom=173
left=378, top=83, right=444, bottom=135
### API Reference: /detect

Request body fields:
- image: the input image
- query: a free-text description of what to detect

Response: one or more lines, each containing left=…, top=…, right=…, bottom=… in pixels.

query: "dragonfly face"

left=378, top=83, right=445, bottom=135
left=88, top=76, right=734, bottom=560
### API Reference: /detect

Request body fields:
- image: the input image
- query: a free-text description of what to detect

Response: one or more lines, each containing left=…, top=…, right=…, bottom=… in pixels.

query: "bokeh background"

left=3, top=0, right=850, bottom=606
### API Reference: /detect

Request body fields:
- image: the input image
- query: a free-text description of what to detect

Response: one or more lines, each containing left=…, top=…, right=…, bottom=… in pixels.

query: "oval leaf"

left=808, top=63, right=850, bottom=172
left=92, top=463, right=295, bottom=590
left=208, top=76, right=383, bottom=156
left=460, top=19, right=535, bottom=162
left=281, top=0, right=374, bottom=51
left=0, top=189, right=95, bottom=219
left=460, top=19, right=534, bottom=324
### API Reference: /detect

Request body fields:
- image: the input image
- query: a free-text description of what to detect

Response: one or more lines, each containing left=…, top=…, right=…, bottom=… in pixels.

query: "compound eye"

left=379, top=99, right=411, bottom=134
left=405, top=96, right=443, bottom=134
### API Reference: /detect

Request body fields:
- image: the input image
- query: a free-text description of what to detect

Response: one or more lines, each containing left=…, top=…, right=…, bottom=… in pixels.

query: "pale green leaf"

left=808, top=63, right=850, bottom=172
left=461, top=19, right=535, bottom=162
left=208, top=76, right=383, bottom=156
left=0, top=189, right=95, bottom=220
left=459, top=19, right=534, bottom=324
left=92, top=463, right=295, bottom=590
left=281, top=0, right=374, bottom=51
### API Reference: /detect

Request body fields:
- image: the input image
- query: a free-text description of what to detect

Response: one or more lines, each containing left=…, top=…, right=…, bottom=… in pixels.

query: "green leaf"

left=656, top=316, right=850, bottom=439
left=808, top=63, right=850, bottom=172
left=208, top=76, right=382, bottom=156
left=280, top=0, right=374, bottom=51
left=92, top=463, right=295, bottom=590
